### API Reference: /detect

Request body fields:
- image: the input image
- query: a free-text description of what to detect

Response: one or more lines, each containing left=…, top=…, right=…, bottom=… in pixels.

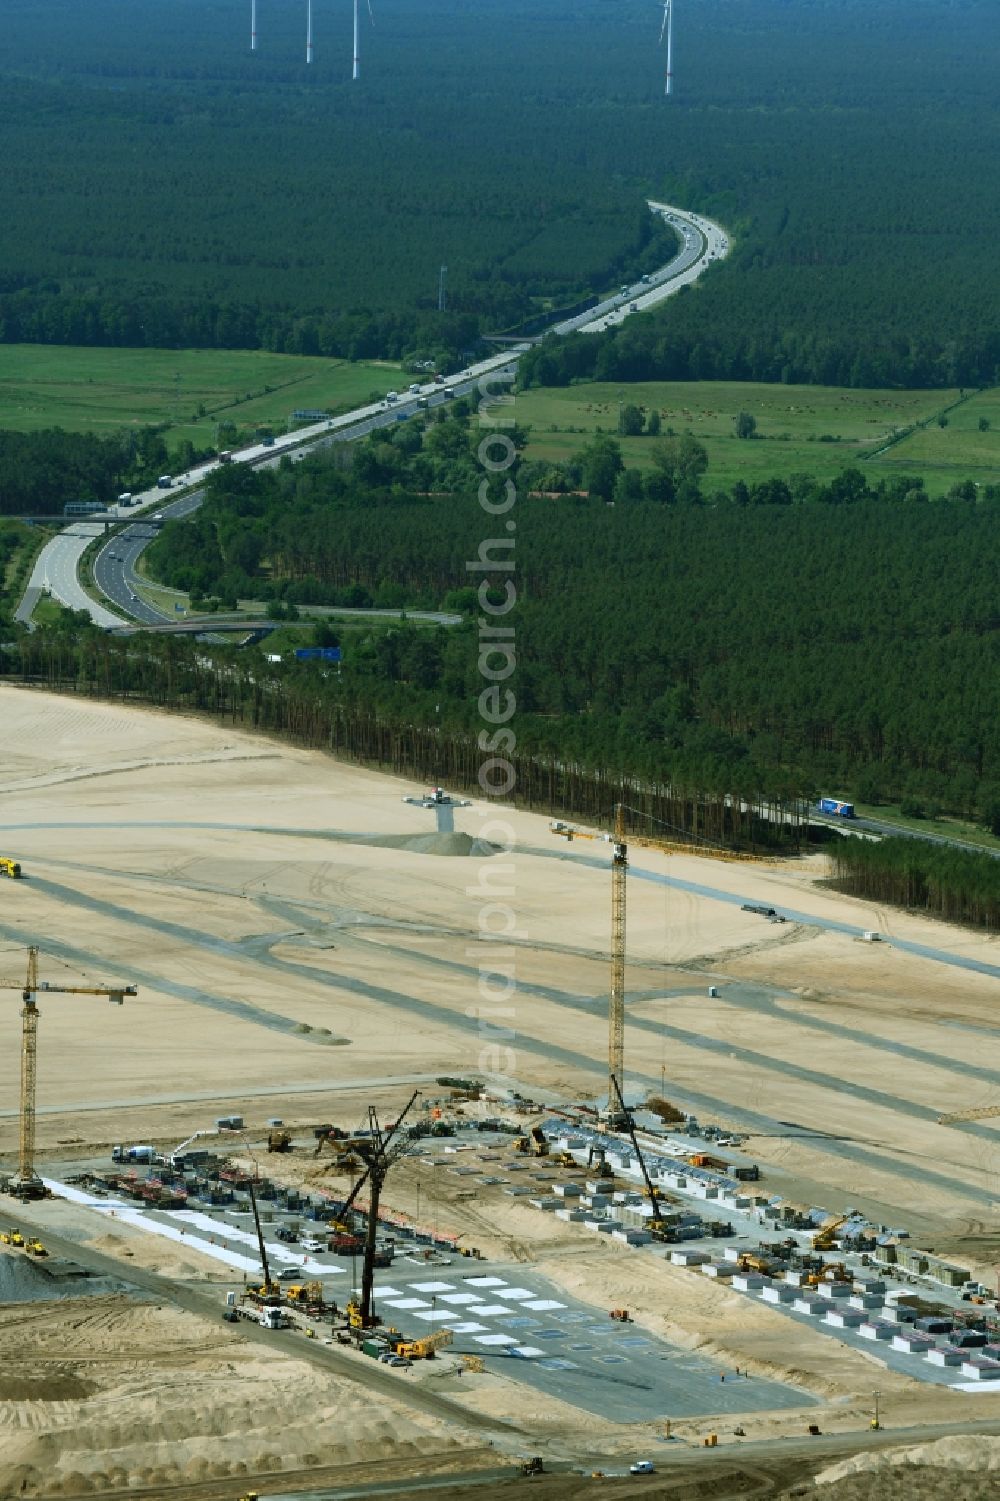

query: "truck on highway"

left=818, top=798, right=856, bottom=818
left=218, top=450, right=233, bottom=464
left=156, top=475, right=172, bottom=489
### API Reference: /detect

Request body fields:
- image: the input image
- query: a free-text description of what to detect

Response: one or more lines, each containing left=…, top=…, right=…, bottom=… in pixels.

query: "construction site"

left=2, top=684, right=1000, bottom=1500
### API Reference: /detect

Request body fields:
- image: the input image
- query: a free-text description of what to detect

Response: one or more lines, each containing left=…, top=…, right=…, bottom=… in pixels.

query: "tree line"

left=141, top=413, right=1000, bottom=829
left=830, top=836, right=1000, bottom=933
left=1, top=0, right=997, bottom=385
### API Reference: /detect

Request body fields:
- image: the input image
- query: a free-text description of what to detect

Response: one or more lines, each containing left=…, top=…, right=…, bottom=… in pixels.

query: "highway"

left=18, top=200, right=729, bottom=631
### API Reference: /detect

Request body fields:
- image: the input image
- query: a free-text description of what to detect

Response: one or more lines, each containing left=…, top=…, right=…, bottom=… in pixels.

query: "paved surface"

left=43, top=1165, right=807, bottom=1424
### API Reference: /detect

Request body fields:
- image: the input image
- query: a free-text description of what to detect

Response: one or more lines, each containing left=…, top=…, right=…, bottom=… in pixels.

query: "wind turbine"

left=306, top=0, right=314, bottom=63
left=658, top=0, right=674, bottom=97
left=353, top=0, right=374, bottom=81
left=250, top=0, right=257, bottom=52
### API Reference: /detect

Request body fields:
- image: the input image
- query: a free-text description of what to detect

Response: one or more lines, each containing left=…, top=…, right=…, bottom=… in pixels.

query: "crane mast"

left=18, top=948, right=39, bottom=1192
left=1, top=945, right=137, bottom=1198
left=607, top=803, right=628, bottom=1125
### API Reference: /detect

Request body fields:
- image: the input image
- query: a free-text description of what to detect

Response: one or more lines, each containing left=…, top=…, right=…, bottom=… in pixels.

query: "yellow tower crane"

left=938, top=1105, right=1000, bottom=1126
left=552, top=804, right=762, bottom=1126
left=0, top=945, right=137, bottom=1198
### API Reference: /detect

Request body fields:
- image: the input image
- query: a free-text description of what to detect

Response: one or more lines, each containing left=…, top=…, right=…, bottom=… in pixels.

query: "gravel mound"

left=363, top=831, right=500, bottom=857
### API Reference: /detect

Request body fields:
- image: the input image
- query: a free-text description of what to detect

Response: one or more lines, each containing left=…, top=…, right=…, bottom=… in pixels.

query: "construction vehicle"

left=939, top=1103, right=1000, bottom=1126
left=513, top=1135, right=531, bottom=1154
left=813, top=1215, right=849, bottom=1253
left=610, top=1074, right=674, bottom=1240
left=520, top=1457, right=544, bottom=1476
left=0, top=946, right=136, bottom=1198
left=395, top=1329, right=453, bottom=1360
left=0, top=859, right=22, bottom=879
left=552, top=805, right=772, bottom=1120
left=803, top=1262, right=848, bottom=1288
left=25, top=1239, right=46, bottom=1256
left=610, top=1308, right=630, bottom=1322
left=337, top=1090, right=421, bottom=1330
left=246, top=1178, right=279, bottom=1301
left=530, top=1126, right=549, bottom=1157
left=9, top=1231, right=23, bottom=1247
left=267, top=1129, right=292, bottom=1153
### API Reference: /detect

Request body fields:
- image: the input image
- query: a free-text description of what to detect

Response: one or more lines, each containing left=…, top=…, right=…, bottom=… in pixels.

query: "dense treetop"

left=144, top=414, right=1000, bottom=825
left=1, top=0, right=998, bottom=382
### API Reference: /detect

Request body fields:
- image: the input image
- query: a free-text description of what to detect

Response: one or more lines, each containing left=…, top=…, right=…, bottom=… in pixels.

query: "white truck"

left=236, top=1303, right=289, bottom=1330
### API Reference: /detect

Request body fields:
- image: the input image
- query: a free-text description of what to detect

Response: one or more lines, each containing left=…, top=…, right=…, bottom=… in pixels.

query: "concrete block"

left=859, top=1321, right=894, bottom=1341
left=825, top=1308, right=866, bottom=1328
left=848, top=1294, right=884, bottom=1311
left=732, top=1273, right=766, bottom=1292
left=761, top=1284, right=797, bottom=1304
left=854, top=1278, right=886, bottom=1296
left=926, top=1347, right=963, bottom=1367
left=891, top=1333, right=935, bottom=1354
left=701, top=1262, right=735, bottom=1279
left=554, top=1208, right=587, bottom=1222
left=961, top=1359, right=1000, bottom=1380
left=584, top=1218, right=618, bottom=1233
left=816, top=1281, right=852, bottom=1300
left=528, top=1197, right=560, bottom=1211
left=793, top=1296, right=820, bottom=1316
left=784, top=1269, right=810, bottom=1287
left=553, top=1183, right=582, bottom=1199
left=670, top=1249, right=709, bottom=1267
left=612, top=1228, right=651, bottom=1246
left=586, top=1180, right=615, bottom=1196
left=722, top=1245, right=745, bottom=1263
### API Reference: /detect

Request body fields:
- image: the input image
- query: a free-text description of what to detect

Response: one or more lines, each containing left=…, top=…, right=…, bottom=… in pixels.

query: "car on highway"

left=629, top=1461, right=655, bottom=1475
left=277, top=1269, right=300, bottom=1281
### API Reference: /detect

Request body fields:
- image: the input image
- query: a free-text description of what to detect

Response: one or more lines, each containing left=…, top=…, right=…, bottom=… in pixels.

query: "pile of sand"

left=363, top=831, right=499, bottom=857
left=0, top=1296, right=476, bottom=1498
left=814, top=1435, right=1000, bottom=1489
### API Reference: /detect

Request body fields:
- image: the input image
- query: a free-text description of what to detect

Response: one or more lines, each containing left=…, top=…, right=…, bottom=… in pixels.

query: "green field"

left=515, top=381, right=1000, bottom=496
left=0, top=346, right=404, bottom=455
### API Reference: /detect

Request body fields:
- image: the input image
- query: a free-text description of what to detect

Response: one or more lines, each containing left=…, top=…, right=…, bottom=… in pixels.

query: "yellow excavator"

left=0, top=859, right=22, bottom=879
left=813, top=1215, right=849, bottom=1253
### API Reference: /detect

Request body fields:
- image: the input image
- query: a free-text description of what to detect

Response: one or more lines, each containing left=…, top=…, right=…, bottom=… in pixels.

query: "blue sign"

left=294, top=647, right=342, bottom=662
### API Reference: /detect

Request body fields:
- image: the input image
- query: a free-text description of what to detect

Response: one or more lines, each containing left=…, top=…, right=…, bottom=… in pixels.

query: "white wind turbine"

left=659, top=0, right=674, bottom=96
left=306, top=0, right=314, bottom=62
left=353, top=0, right=375, bottom=80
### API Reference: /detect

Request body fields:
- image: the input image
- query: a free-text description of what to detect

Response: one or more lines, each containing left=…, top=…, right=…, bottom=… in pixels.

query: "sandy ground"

left=3, top=685, right=1000, bottom=1487
left=0, top=1281, right=479, bottom=1498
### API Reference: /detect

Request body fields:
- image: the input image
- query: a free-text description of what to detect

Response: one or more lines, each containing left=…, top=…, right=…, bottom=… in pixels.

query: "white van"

left=118, top=492, right=133, bottom=506
left=300, top=1235, right=323, bottom=1253
left=385, top=391, right=399, bottom=404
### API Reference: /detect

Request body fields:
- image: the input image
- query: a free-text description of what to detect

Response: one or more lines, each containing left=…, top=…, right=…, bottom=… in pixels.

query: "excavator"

left=813, top=1215, right=849, bottom=1253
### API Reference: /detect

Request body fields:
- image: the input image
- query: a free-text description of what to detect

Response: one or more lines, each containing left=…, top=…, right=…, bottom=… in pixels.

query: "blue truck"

left=818, top=797, right=856, bottom=818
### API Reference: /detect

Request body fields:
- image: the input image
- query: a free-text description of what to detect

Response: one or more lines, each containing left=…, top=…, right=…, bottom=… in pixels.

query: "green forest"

left=1, top=0, right=998, bottom=384
left=139, top=413, right=1000, bottom=830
